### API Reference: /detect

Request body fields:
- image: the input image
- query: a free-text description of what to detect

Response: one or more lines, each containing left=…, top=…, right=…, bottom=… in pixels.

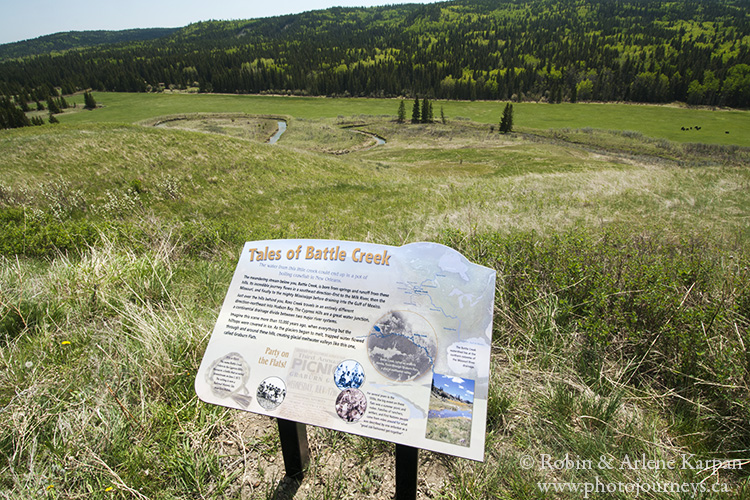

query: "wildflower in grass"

left=46, top=484, right=54, bottom=490
left=105, top=486, right=114, bottom=492
left=61, top=341, right=71, bottom=345
left=25, top=361, right=33, bottom=369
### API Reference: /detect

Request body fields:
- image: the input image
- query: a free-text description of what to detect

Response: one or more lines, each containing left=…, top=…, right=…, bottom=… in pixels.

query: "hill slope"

left=1, top=0, right=749, bottom=107
left=0, top=28, right=178, bottom=61
left=1, top=115, right=748, bottom=498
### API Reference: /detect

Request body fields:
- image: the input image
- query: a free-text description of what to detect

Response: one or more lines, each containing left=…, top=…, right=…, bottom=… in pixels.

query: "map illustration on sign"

left=195, top=239, right=495, bottom=461
left=367, top=311, right=437, bottom=382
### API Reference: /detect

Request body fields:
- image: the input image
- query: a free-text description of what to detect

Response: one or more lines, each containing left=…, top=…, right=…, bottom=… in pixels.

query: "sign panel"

left=195, top=239, right=496, bottom=461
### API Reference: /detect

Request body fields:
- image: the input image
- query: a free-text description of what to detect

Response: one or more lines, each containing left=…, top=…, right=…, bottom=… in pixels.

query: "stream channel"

left=268, top=121, right=287, bottom=144
left=269, top=120, right=385, bottom=150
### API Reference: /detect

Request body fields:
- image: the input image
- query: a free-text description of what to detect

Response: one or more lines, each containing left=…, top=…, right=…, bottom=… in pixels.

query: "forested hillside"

left=0, top=28, right=179, bottom=61
left=1, top=0, right=749, bottom=107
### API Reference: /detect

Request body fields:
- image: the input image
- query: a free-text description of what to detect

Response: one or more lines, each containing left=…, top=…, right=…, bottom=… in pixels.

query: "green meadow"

left=59, top=92, right=750, bottom=147
left=1, top=93, right=749, bottom=499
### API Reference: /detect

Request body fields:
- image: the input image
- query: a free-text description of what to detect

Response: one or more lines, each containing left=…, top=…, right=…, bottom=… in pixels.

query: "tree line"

left=0, top=90, right=96, bottom=130
left=1, top=0, right=749, bottom=112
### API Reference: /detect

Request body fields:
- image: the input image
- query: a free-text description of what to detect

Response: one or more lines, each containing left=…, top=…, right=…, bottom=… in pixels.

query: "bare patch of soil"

left=217, top=411, right=451, bottom=499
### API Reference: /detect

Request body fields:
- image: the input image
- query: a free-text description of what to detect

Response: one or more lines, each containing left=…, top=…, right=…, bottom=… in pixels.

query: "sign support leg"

left=277, top=418, right=309, bottom=479
left=395, top=444, right=419, bottom=500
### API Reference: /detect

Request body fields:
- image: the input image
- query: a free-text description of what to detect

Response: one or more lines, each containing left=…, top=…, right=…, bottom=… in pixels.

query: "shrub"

left=0, top=208, right=99, bottom=257
left=442, top=227, right=750, bottom=453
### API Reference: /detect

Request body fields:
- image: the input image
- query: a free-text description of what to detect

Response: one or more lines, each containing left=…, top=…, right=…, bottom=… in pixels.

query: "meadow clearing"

left=1, top=92, right=749, bottom=499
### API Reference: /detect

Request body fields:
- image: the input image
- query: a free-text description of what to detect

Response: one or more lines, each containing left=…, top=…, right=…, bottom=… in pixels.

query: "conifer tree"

left=83, top=91, right=97, bottom=110
left=411, top=97, right=420, bottom=123
left=0, top=97, right=31, bottom=129
left=46, top=96, right=61, bottom=114
left=440, top=106, right=446, bottom=124
left=397, top=100, right=406, bottom=123
left=499, top=103, right=514, bottom=133
left=421, top=97, right=429, bottom=123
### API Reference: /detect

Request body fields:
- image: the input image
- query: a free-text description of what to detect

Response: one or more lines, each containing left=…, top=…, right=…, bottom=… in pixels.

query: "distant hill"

left=0, top=28, right=179, bottom=61
left=1, top=0, right=749, bottom=107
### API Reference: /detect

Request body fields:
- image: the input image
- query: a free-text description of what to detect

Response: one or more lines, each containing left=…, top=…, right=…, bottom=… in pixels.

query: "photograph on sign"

left=195, top=239, right=496, bottom=461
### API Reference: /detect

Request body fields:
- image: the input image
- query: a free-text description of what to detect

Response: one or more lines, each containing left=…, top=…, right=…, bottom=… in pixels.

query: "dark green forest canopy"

left=2, top=0, right=750, bottom=107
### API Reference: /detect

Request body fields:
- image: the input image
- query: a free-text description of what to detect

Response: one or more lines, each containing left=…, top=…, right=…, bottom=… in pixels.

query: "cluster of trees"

left=45, top=95, right=69, bottom=114
left=83, top=91, right=97, bottom=110
left=397, top=97, right=446, bottom=124
left=1, top=97, right=31, bottom=129
left=0, top=89, right=96, bottom=130
left=1, top=0, right=749, bottom=108
left=0, top=94, right=60, bottom=129
left=414, top=97, right=433, bottom=123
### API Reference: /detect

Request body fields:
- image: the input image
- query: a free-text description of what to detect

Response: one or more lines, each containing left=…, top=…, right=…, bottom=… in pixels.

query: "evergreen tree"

left=0, top=97, right=31, bottom=129
left=499, top=103, right=514, bottom=133
left=49, top=114, right=59, bottom=124
left=46, top=96, right=61, bottom=114
left=421, top=97, right=430, bottom=123
left=36, top=101, right=45, bottom=112
left=411, top=97, right=420, bottom=123
left=440, top=106, right=446, bottom=124
left=83, top=91, right=97, bottom=110
left=397, top=100, right=406, bottom=123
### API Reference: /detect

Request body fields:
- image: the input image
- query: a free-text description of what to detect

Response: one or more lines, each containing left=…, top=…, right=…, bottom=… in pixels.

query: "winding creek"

left=357, top=130, right=386, bottom=150
left=268, top=120, right=385, bottom=152
left=152, top=116, right=385, bottom=152
left=268, top=120, right=287, bottom=144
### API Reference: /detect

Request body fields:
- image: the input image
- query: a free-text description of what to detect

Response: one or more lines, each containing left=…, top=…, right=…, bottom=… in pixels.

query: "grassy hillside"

left=1, top=99, right=749, bottom=498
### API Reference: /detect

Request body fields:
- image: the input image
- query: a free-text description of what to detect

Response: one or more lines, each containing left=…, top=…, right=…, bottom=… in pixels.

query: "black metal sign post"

left=395, top=444, right=419, bottom=500
left=277, top=418, right=309, bottom=479
left=276, top=419, right=418, bottom=500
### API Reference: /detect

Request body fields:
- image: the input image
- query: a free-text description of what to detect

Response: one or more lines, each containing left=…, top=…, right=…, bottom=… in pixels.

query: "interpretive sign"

left=195, top=239, right=496, bottom=461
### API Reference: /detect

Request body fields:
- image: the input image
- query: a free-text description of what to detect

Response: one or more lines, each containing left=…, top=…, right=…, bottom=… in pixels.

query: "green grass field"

left=2, top=94, right=749, bottom=499
left=57, top=92, right=750, bottom=147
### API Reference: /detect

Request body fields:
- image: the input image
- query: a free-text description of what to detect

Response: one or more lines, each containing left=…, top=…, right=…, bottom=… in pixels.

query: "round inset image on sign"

left=366, top=310, right=437, bottom=382
left=206, top=352, right=250, bottom=400
left=334, top=360, right=365, bottom=390
left=335, top=388, right=367, bottom=423
left=256, top=376, right=287, bottom=411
